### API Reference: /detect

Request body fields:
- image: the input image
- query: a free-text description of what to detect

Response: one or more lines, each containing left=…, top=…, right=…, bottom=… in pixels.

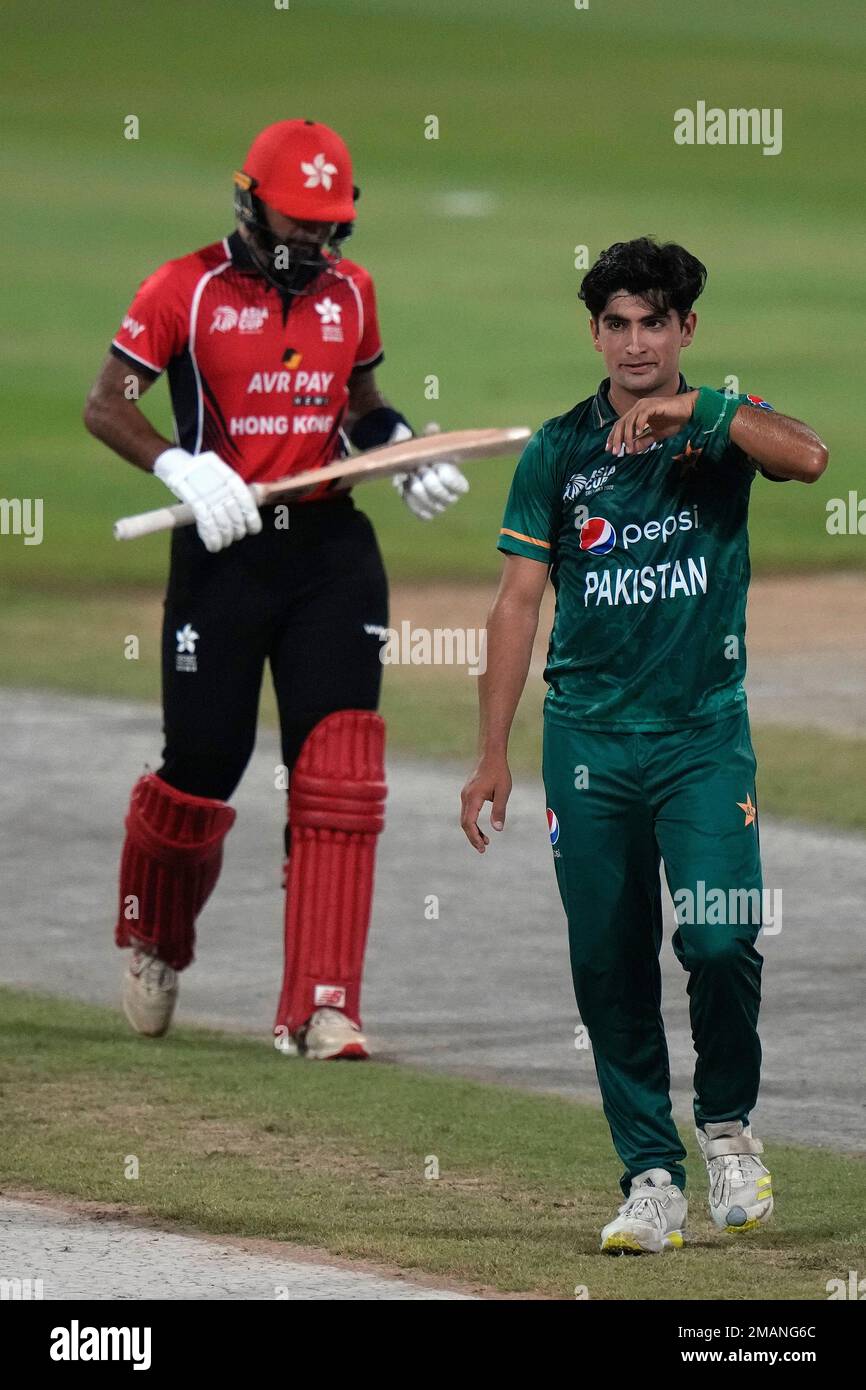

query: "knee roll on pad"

left=275, top=710, right=386, bottom=1035
left=116, top=773, right=235, bottom=970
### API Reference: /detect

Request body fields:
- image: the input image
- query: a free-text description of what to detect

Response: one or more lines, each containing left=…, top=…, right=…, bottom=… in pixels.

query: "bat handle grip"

left=113, top=501, right=195, bottom=540
left=113, top=484, right=266, bottom=541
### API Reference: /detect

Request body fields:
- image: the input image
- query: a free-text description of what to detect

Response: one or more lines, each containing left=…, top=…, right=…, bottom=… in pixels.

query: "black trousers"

left=158, top=497, right=389, bottom=803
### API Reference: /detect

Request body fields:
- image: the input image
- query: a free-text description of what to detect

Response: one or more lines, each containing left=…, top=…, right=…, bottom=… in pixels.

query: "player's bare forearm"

left=83, top=353, right=169, bottom=473
left=729, top=406, right=829, bottom=483
left=345, top=367, right=391, bottom=435
left=605, top=386, right=828, bottom=484
left=478, top=589, right=540, bottom=756
left=460, top=555, right=548, bottom=852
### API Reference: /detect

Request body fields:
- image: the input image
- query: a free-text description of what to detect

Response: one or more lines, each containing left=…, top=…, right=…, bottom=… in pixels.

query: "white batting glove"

left=153, top=448, right=262, bottom=553
left=397, top=461, right=469, bottom=519
left=390, top=422, right=469, bottom=521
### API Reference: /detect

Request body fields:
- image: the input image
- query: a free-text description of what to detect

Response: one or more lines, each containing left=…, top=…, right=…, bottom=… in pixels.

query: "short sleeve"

left=698, top=390, right=789, bottom=483
left=111, top=261, right=189, bottom=376
left=738, top=394, right=790, bottom=482
left=497, top=429, right=558, bottom=563
left=353, top=268, right=384, bottom=370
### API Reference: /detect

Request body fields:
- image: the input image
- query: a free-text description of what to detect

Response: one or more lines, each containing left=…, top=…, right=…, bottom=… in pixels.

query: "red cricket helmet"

left=233, top=120, right=358, bottom=295
left=239, top=119, right=356, bottom=223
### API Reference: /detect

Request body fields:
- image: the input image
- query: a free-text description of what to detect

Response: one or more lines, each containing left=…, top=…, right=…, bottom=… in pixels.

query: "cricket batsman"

left=460, top=238, right=828, bottom=1252
left=84, top=119, right=467, bottom=1059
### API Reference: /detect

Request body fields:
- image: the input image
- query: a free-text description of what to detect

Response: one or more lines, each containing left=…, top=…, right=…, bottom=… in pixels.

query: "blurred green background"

left=1, top=0, right=863, bottom=595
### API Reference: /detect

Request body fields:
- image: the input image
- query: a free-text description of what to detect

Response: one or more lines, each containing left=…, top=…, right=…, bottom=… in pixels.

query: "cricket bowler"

left=460, top=238, right=828, bottom=1252
left=84, top=119, right=467, bottom=1059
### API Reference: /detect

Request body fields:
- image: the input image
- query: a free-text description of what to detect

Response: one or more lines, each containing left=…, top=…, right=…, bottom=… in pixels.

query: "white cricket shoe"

left=122, top=949, right=178, bottom=1038
left=600, top=1168, right=688, bottom=1255
left=276, top=1007, right=369, bottom=1061
left=696, top=1120, right=773, bottom=1232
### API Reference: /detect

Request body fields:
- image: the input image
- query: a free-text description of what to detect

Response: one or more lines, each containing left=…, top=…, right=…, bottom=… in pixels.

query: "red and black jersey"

left=111, top=231, right=384, bottom=497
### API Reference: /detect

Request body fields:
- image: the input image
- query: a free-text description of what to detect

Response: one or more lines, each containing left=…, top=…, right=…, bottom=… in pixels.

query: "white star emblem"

left=314, top=297, right=342, bottom=326
left=301, top=152, right=338, bottom=191
left=175, top=623, right=199, bottom=655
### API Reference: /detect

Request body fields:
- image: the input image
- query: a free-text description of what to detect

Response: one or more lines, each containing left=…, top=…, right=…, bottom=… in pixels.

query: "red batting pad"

left=275, top=711, right=386, bottom=1034
left=116, top=773, right=236, bottom=970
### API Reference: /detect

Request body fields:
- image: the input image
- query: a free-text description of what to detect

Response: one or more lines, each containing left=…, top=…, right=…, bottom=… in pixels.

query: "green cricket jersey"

left=498, top=376, right=782, bottom=732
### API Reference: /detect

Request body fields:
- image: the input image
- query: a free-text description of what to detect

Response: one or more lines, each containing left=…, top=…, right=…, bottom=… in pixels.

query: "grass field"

left=2, top=988, right=863, bottom=1299
left=2, top=0, right=865, bottom=593
left=3, top=587, right=866, bottom=833
left=2, top=5, right=862, bottom=1300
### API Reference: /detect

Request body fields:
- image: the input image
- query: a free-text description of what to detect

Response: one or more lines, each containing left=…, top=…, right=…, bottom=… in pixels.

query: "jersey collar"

left=225, top=229, right=258, bottom=273
left=224, top=229, right=308, bottom=322
left=591, top=372, right=692, bottom=428
left=224, top=228, right=340, bottom=308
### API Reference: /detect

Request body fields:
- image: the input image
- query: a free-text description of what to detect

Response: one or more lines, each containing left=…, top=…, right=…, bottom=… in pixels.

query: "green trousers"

left=542, top=708, right=764, bottom=1197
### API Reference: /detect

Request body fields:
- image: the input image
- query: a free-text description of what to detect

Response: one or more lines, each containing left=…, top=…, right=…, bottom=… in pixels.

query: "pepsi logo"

left=579, top=516, right=617, bottom=555
left=746, top=394, right=774, bottom=411
left=547, top=808, right=560, bottom=845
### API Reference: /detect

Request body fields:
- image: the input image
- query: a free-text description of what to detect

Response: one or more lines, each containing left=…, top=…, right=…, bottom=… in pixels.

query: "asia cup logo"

left=547, top=808, right=560, bottom=846
left=211, top=305, right=238, bottom=333
left=564, top=473, right=588, bottom=501
left=579, top=516, right=617, bottom=555
left=564, top=465, right=616, bottom=501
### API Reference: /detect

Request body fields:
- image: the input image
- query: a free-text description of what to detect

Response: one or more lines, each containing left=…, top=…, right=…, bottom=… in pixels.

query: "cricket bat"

left=113, top=427, right=531, bottom=541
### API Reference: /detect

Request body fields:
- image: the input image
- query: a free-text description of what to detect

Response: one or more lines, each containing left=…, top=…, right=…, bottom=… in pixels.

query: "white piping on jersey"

left=328, top=267, right=365, bottom=347
left=188, top=257, right=232, bottom=455
left=110, top=340, right=163, bottom=376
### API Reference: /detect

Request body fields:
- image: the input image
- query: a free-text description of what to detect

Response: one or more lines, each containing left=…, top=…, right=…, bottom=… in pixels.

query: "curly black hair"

left=578, top=237, right=707, bottom=323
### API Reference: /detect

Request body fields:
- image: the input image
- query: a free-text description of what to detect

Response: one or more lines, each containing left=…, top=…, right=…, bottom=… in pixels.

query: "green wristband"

left=690, top=387, right=740, bottom=444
